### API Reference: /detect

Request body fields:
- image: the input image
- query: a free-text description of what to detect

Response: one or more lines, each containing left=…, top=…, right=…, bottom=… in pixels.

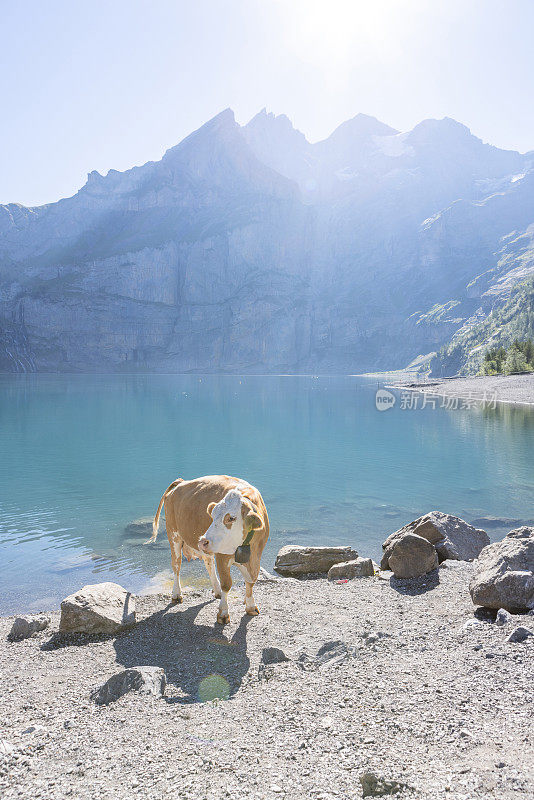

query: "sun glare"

left=279, top=0, right=410, bottom=68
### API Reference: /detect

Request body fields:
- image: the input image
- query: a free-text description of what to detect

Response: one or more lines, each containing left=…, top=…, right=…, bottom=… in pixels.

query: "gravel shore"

left=389, top=374, right=534, bottom=406
left=1, top=564, right=533, bottom=800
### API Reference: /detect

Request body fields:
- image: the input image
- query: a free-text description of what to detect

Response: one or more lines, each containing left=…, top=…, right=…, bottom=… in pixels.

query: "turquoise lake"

left=1, top=374, right=533, bottom=614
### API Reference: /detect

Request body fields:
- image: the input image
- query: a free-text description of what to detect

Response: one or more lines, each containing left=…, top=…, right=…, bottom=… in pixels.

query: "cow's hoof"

left=171, top=596, right=183, bottom=605
left=213, top=591, right=221, bottom=599
left=217, top=613, right=230, bottom=625
left=246, top=606, right=260, bottom=616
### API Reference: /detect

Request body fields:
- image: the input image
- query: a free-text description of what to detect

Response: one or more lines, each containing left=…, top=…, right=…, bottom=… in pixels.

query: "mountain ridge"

left=1, top=108, right=533, bottom=373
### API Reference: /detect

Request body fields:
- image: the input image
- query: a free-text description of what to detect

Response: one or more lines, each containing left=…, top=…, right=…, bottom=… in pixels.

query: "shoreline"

left=1, top=566, right=533, bottom=799
left=386, top=373, right=534, bottom=407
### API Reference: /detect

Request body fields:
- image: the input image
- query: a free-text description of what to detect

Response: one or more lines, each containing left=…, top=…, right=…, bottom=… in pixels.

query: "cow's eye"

left=228, top=516, right=236, bottom=523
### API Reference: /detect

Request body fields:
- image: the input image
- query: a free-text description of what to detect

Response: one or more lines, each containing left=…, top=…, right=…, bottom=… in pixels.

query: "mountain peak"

left=204, top=107, right=236, bottom=128
left=407, top=117, right=475, bottom=146
left=242, top=108, right=311, bottom=185
left=244, top=108, right=308, bottom=143
left=163, top=108, right=238, bottom=160
left=322, top=113, right=399, bottom=146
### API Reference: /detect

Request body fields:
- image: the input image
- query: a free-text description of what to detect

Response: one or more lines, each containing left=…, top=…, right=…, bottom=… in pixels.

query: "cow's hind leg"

left=236, top=564, right=259, bottom=616
left=201, top=554, right=221, bottom=599
left=169, top=534, right=183, bottom=603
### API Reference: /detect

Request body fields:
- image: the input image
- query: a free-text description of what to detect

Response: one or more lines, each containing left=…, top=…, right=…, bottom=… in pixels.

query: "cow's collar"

left=242, top=529, right=255, bottom=547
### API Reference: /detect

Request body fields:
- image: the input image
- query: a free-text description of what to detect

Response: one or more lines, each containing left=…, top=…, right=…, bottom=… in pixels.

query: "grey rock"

left=91, top=667, right=166, bottom=704
left=495, top=608, right=513, bottom=626
left=381, top=511, right=489, bottom=570
left=471, top=516, right=527, bottom=529
left=327, top=557, right=375, bottom=581
left=261, top=647, right=290, bottom=665
left=386, top=532, right=438, bottom=579
left=124, top=518, right=164, bottom=537
left=21, top=725, right=47, bottom=735
left=59, top=582, right=136, bottom=634
left=363, top=630, right=390, bottom=645
left=7, top=615, right=50, bottom=642
left=315, top=640, right=352, bottom=666
left=506, top=626, right=533, bottom=643
left=359, top=772, right=403, bottom=796
left=469, top=527, right=534, bottom=611
left=0, top=740, right=16, bottom=758
left=463, top=619, right=484, bottom=631
left=364, top=633, right=380, bottom=645
left=274, top=545, right=358, bottom=576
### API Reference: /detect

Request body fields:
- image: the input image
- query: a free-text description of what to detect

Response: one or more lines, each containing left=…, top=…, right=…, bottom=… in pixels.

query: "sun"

left=277, top=0, right=410, bottom=68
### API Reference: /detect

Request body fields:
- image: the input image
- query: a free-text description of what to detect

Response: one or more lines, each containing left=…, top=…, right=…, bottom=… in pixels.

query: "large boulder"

left=91, top=667, right=166, bottom=704
left=469, top=527, right=534, bottom=611
left=386, top=533, right=438, bottom=579
left=328, top=558, right=375, bottom=581
left=59, top=582, right=136, bottom=634
left=274, top=545, right=358, bottom=576
left=381, top=511, right=489, bottom=570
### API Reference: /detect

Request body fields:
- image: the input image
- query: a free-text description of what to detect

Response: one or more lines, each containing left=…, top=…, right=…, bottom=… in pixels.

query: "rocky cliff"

left=1, top=108, right=533, bottom=372
left=431, top=275, right=534, bottom=376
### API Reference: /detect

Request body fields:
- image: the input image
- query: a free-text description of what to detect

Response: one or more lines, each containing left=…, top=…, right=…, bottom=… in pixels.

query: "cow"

left=146, top=475, right=269, bottom=624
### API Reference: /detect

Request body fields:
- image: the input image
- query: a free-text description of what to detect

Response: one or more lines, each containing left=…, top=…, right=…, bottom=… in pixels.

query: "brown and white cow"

left=146, top=475, right=269, bottom=624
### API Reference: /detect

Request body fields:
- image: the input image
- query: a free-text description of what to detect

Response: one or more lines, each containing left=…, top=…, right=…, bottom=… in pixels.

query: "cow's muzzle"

left=198, top=537, right=212, bottom=554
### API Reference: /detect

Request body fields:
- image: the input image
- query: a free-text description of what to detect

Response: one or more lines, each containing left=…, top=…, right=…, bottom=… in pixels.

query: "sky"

left=2, top=0, right=534, bottom=207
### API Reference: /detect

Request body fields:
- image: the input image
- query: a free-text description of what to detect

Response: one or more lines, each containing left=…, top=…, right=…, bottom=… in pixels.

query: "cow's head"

left=198, top=490, right=262, bottom=556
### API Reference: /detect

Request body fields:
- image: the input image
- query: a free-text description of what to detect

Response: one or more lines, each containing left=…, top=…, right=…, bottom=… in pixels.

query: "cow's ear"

left=241, top=500, right=263, bottom=531
left=207, top=501, right=217, bottom=517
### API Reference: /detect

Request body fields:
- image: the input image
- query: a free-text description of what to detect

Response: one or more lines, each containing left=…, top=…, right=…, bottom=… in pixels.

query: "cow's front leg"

left=201, top=554, right=221, bottom=599
left=236, top=564, right=259, bottom=615
left=244, top=581, right=259, bottom=615
left=215, top=554, right=232, bottom=624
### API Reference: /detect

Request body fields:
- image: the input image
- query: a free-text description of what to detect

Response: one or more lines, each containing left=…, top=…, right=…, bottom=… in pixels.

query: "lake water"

left=1, top=374, right=533, bottom=614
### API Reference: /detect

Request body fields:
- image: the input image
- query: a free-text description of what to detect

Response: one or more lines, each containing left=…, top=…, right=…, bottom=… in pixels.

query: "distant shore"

left=387, top=373, right=534, bottom=407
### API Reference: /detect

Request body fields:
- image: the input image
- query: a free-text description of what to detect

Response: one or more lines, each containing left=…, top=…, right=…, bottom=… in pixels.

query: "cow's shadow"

left=113, top=600, right=252, bottom=704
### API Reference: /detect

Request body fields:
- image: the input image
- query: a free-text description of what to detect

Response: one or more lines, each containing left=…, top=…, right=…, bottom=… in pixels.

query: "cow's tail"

left=144, top=479, right=183, bottom=544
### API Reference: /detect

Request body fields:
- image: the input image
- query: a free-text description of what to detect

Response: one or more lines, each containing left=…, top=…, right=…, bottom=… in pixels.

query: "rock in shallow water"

left=327, top=557, right=375, bottom=580
left=124, top=517, right=167, bottom=539
left=469, top=527, right=534, bottom=611
left=59, top=582, right=136, bottom=634
left=7, top=615, right=50, bottom=642
left=91, top=667, right=166, bottom=704
left=274, top=545, right=358, bottom=576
